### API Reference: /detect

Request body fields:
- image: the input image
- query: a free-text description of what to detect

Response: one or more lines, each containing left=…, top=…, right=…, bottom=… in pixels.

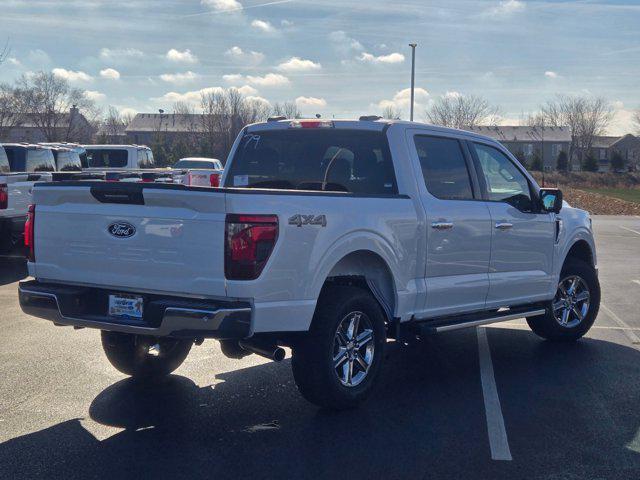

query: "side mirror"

left=540, top=188, right=563, bottom=214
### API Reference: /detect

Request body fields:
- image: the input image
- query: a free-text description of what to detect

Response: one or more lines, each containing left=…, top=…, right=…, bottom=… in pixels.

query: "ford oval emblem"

left=108, top=222, right=136, bottom=238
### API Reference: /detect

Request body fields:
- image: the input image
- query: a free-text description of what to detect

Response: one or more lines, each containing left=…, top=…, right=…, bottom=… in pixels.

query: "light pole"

left=409, top=43, right=417, bottom=121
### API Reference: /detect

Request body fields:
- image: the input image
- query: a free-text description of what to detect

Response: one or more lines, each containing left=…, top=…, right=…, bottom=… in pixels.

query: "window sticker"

left=234, top=174, right=249, bottom=186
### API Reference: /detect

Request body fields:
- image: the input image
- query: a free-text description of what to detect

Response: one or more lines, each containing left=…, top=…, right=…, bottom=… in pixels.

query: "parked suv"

left=19, top=119, right=600, bottom=409
left=83, top=145, right=154, bottom=169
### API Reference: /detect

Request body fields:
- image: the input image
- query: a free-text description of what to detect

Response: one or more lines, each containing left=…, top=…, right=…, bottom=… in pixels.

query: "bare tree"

left=382, top=105, right=402, bottom=120
left=101, top=106, right=126, bottom=144
left=0, top=83, right=25, bottom=140
left=16, top=71, right=97, bottom=142
left=425, top=94, right=500, bottom=129
left=0, top=39, right=10, bottom=65
left=271, top=101, right=301, bottom=119
left=541, top=95, right=613, bottom=165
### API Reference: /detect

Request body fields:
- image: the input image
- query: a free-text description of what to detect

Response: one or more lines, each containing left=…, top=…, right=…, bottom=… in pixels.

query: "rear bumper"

left=18, top=280, right=251, bottom=339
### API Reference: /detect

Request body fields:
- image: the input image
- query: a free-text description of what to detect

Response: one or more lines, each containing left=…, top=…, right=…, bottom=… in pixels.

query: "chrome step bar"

left=422, top=308, right=546, bottom=334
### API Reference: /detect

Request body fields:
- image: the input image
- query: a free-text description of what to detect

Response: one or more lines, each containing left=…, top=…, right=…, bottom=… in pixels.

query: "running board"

left=416, top=307, right=546, bottom=334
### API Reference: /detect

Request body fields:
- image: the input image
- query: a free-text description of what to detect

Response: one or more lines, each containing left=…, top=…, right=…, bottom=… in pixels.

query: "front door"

left=469, top=142, right=555, bottom=308
left=408, top=132, right=492, bottom=318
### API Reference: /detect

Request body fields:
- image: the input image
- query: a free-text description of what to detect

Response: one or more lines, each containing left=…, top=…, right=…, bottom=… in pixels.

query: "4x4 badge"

left=288, top=214, right=327, bottom=227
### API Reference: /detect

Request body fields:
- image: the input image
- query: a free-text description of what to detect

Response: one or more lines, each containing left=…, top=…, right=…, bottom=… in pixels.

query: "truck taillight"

left=225, top=214, right=278, bottom=280
left=0, top=184, right=7, bottom=209
left=24, top=204, right=35, bottom=261
left=210, top=173, right=220, bottom=188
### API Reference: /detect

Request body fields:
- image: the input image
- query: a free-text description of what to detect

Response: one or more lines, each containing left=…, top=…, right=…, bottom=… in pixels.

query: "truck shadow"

left=1, top=328, right=640, bottom=479
left=0, top=257, right=27, bottom=286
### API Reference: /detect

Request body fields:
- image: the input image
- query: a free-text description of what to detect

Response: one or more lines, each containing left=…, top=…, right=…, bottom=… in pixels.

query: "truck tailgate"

left=32, top=183, right=227, bottom=298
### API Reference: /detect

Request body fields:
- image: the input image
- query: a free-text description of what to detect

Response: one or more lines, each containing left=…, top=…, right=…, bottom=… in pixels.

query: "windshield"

left=174, top=159, right=219, bottom=170
left=225, top=129, right=397, bottom=194
left=86, top=148, right=128, bottom=168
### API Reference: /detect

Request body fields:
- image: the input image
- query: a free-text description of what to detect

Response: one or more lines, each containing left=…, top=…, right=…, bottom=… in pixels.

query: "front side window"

left=472, top=143, right=533, bottom=212
left=414, top=135, right=474, bottom=200
left=86, top=149, right=128, bottom=168
left=225, top=129, right=397, bottom=194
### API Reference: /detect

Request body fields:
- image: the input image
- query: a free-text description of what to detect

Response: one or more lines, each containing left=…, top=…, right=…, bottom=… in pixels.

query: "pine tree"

left=556, top=151, right=568, bottom=171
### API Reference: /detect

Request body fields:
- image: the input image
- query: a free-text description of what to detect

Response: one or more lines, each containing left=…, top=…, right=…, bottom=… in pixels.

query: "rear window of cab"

left=225, top=129, right=398, bottom=195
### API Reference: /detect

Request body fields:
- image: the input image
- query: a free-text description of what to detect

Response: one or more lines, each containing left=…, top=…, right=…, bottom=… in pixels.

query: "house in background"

left=469, top=125, right=573, bottom=170
left=1, top=106, right=95, bottom=143
left=590, top=134, right=640, bottom=172
left=124, top=113, right=209, bottom=146
left=468, top=126, right=640, bottom=171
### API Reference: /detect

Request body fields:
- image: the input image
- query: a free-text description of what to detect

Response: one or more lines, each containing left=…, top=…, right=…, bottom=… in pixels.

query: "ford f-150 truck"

left=19, top=119, right=600, bottom=409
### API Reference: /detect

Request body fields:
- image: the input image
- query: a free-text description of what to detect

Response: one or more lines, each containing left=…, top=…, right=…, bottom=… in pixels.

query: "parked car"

left=173, top=157, right=224, bottom=187
left=172, top=157, right=223, bottom=171
left=0, top=144, right=53, bottom=253
left=83, top=145, right=154, bottom=170
left=18, top=118, right=600, bottom=409
left=2, top=143, right=56, bottom=173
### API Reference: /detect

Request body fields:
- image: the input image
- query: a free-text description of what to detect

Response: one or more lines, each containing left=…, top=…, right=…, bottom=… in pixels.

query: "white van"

left=82, top=145, right=155, bottom=170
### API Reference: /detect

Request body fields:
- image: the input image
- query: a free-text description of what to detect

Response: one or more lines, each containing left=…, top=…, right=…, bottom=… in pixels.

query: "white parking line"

left=620, top=226, right=640, bottom=236
left=601, top=303, right=640, bottom=346
left=632, top=280, right=640, bottom=288
left=477, top=327, right=512, bottom=461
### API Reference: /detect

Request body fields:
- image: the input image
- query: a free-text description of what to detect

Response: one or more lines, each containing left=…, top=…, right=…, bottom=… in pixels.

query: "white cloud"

left=485, top=0, right=525, bottom=17
left=245, top=95, right=271, bottom=107
left=236, top=85, right=258, bottom=96
left=100, top=68, right=120, bottom=80
left=246, top=73, right=290, bottom=87
left=99, top=47, right=144, bottom=60
left=251, top=19, right=276, bottom=33
left=358, top=52, right=405, bottom=64
left=281, top=19, right=293, bottom=27
left=155, top=86, right=225, bottom=105
left=7, top=57, right=21, bottom=67
left=277, top=57, right=321, bottom=72
left=377, top=87, right=430, bottom=111
left=166, top=48, right=198, bottom=64
left=119, top=107, right=138, bottom=118
left=84, top=90, right=105, bottom=101
left=328, top=31, right=363, bottom=55
left=224, top=46, right=265, bottom=65
left=295, top=96, right=327, bottom=108
left=608, top=100, right=638, bottom=135
left=159, top=71, right=200, bottom=84
left=52, top=68, right=93, bottom=82
left=544, top=71, right=558, bottom=79
left=201, top=0, right=242, bottom=11
left=227, top=73, right=290, bottom=87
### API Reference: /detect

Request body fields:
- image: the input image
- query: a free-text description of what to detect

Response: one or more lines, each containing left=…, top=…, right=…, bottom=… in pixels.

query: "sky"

left=0, top=0, right=638, bottom=134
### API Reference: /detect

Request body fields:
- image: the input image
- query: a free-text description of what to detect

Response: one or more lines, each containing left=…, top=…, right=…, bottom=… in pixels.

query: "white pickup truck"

left=19, top=119, right=600, bottom=409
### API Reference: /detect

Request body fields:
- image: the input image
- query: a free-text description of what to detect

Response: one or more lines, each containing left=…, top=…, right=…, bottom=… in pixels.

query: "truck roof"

left=246, top=118, right=501, bottom=144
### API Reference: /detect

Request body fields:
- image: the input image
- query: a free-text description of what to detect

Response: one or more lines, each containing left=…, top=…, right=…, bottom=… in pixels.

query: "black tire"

left=101, top=331, right=192, bottom=379
left=291, top=285, right=386, bottom=410
left=526, top=258, right=600, bottom=342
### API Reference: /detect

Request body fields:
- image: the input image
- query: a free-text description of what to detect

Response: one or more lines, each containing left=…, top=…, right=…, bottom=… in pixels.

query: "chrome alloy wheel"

left=552, top=275, right=591, bottom=328
left=333, top=311, right=375, bottom=387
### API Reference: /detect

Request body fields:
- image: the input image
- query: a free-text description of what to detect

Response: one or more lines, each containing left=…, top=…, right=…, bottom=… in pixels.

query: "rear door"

left=32, top=183, right=228, bottom=298
left=469, top=141, right=555, bottom=307
left=407, top=131, right=492, bottom=318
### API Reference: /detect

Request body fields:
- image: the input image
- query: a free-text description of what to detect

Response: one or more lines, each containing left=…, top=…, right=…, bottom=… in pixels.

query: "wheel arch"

left=563, top=239, right=595, bottom=269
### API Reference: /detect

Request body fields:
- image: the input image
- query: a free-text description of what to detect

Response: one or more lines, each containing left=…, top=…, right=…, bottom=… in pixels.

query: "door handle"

left=431, top=222, right=453, bottom=230
left=495, top=222, right=513, bottom=230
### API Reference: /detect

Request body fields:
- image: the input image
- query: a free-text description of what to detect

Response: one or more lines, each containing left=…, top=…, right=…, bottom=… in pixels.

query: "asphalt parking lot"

left=1, top=215, right=639, bottom=480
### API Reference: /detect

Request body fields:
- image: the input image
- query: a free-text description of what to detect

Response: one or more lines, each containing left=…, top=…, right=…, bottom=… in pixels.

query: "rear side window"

left=414, top=136, right=474, bottom=200
left=26, top=149, right=56, bottom=172
left=138, top=149, right=155, bottom=169
left=86, top=149, right=128, bottom=168
left=225, top=129, right=397, bottom=194
left=0, top=147, right=9, bottom=173
left=55, top=151, right=82, bottom=171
